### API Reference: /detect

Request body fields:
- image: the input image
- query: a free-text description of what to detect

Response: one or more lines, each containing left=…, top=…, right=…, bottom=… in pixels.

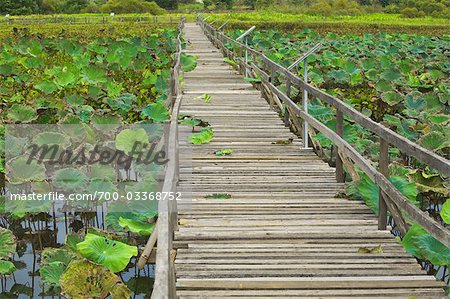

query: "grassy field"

left=207, top=12, right=450, bottom=35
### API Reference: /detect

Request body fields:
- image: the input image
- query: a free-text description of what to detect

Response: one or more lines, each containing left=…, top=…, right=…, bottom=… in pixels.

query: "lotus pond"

left=0, top=23, right=197, bottom=298
left=222, top=27, right=450, bottom=285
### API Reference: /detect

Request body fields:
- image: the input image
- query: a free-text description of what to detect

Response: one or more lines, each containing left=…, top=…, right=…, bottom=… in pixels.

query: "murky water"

left=1, top=208, right=154, bottom=298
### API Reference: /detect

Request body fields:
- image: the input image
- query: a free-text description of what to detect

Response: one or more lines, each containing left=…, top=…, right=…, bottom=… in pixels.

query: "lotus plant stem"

left=31, top=254, right=36, bottom=298
left=95, top=210, right=100, bottom=229
left=101, top=204, right=105, bottom=230
left=52, top=205, right=57, bottom=244
left=64, top=212, right=68, bottom=235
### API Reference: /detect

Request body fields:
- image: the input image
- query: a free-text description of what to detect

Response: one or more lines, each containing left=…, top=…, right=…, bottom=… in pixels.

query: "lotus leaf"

left=6, top=156, right=46, bottom=183
left=181, top=53, right=197, bottom=72
left=76, top=233, right=137, bottom=272
left=0, top=260, right=16, bottom=276
left=60, top=260, right=130, bottom=299
left=141, top=102, right=170, bottom=123
left=7, top=104, right=36, bottom=123
left=415, top=234, right=450, bottom=266
left=440, top=199, right=450, bottom=224
left=0, top=228, right=16, bottom=259
left=115, top=128, right=149, bottom=155
left=418, top=132, right=449, bottom=151
left=40, top=248, right=75, bottom=291
left=401, top=224, right=427, bottom=258
left=118, top=217, right=155, bottom=236
left=189, top=128, right=213, bottom=145
left=348, top=174, right=418, bottom=215
left=53, top=168, right=89, bottom=191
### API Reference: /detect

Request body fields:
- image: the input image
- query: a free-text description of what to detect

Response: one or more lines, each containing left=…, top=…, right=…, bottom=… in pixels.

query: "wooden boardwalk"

left=173, top=23, right=445, bottom=298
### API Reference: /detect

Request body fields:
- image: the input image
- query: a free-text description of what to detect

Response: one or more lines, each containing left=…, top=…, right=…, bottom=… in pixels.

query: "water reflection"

left=1, top=209, right=154, bottom=298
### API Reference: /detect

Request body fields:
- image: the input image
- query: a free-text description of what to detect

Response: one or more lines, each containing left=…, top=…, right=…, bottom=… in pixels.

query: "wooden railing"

left=197, top=16, right=450, bottom=248
left=140, top=17, right=185, bottom=299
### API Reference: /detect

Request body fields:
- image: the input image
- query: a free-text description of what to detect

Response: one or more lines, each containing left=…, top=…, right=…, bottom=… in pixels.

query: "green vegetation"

left=0, top=0, right=176, bottom=14
left=0, top=16, right=192, bottom=297
left=0, top=27, right=178, bottom=126
left=196, top=0, right=449, bottom=19
left=209, top=13, right=449, bottom=34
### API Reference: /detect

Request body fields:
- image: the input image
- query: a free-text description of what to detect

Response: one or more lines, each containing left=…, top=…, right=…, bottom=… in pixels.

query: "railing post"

left=244, top=36, right=248, bottom=77
left=284, top=78, right=291, bottom=127
left=335, top=110, right=344, bottom=183
left=378, top=138, right=389, bottom=230
left=303, top=58, right=309, bottom=148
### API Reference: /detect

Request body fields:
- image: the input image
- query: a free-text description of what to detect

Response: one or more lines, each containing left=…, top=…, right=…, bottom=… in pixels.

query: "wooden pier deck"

left=169, top=23, right=446, bottom=298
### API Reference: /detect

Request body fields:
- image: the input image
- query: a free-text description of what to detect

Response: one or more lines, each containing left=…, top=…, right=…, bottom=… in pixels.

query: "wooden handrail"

left=151, top=17, right=185, bottom=299
left=198, top=16, right=450, bottom=248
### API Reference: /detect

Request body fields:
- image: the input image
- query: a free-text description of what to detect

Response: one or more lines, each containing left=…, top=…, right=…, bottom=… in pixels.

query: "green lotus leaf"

left=53, top=168, right=89, bottom=191
left=365, top=69, right=379, bottom=81
left=65, top=94, right=85, bottom=106
left=76, top=233, right=137, bottom=272
left=426, top=114, right=450, bottom=125
left=6, top=156, right=46, bottom=183
left=375, top=79, right=393, bottom=92
left=0, top=260, right=16, bottom=276
left=328, top=69, right=348, bottom=84
left=110, top=283, right=132, bottom=299
left=181, top=53, right=197, bottom=72
left=83, top=66, right=107, bottom=84
left=91, top=114, right=123, bottom=132
left=54, top=67, right=77, bottom=87
left=402, top=224, right=427, bottom=258
left=349, top=73, right=363, bottom=86
left=0, top=64, right=14, bottom=75
left=415, top=234, right=450, bottom=266
left=180, top=117, right=202, bottom=127
left=0, top=228, right=16, bottom=259
left=86, top=178, right=117, bottom=195
left=5, top=135, right=28, bottom=157
left=404, top=91, right=426, bottom=111
left=440, top=199, right=450, bottom=224
left=347, top=174, right=418, bottom=215
left=115, top=128, right=149, bottom=155
left=65, top=233, right=84, bottom=252
left=7, top=104, right=37, bottom=123
left=155, top=73, right=168, bottom=95
left=34, top=132, right=69, bottom=147
left=90, top=165, right=117, bottom=180
left=383, top=114, right=402, bottom=127
left=141, top=102, right=170, bottom=123
left=361, top=58, right=376, bottom=70
left=381, top=68, right=401, bottom=81
left=189, top=128, right=213, bottom=145
left=40, top=248, right=76, bottom=291
left=408, top=170, right=449, bottom=195
left=105, top=93, right=135, bottom=113
left=35, top=80, right=58, bottom=94
left=105, top=209, right=154, bottom=232
left=381, top=92, right=403, bottom=106
left=418, top=132, right=449, bottom=151
left=106, top=81, right=123, bottom=98
left=60, top=260, right=126, bottom=298
left=215, top=148, right=233, bottom=156
left=118, top=217, right=155, bottom=236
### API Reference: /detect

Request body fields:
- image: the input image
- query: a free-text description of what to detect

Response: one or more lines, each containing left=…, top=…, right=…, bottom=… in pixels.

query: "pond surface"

left=1, top=208, right=154, bottom=298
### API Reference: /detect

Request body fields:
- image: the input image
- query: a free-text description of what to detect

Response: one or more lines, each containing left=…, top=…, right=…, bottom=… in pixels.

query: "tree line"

left=0, top=0, right=448, bottom=18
